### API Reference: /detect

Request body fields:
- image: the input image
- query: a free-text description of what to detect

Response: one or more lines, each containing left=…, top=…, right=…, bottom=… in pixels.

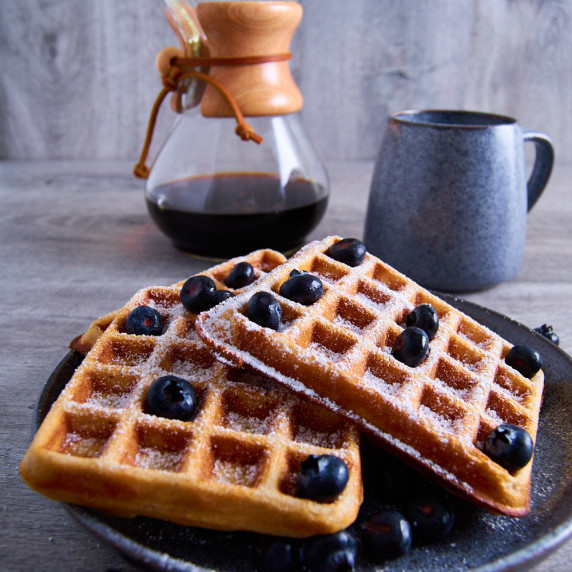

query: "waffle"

left=70, top=249, right=288, bottom=355
left=196, top=236, right=545, bottom=516
left=20, top=251, right=363, bottom=538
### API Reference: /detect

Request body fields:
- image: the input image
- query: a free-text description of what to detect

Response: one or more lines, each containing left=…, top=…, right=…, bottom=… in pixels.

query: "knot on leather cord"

left=161, top=74, right=179, bottom=91
left=235, top=122, right=263, bottom=144
left=133, top=53, right=293, bottom=179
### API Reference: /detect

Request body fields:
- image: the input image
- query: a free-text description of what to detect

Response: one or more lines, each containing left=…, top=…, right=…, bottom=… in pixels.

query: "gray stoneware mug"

left=364, top=110, right=554, bottom=292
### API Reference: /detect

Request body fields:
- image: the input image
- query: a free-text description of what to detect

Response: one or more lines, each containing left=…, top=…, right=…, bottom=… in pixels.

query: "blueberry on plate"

left=247, top=291, right=282, bottom=330
left=125, top=305, right=163, bottom=336
left=361, top=510, right=412, bottom=560
left=483, top=424, right=534, bottom=472
left=279, top=273, right=324, bottom=306
left=406, top=495, right=454, bottom=542
left=297, top=454, right=349, bottom=503
left=505, top=345, right=542, bottom=378
left=406, top=304, right=439, bottom=340
left=302, top=531, right=359, bottom=572
left=391, top=327, right=430, bottom=367
left=326, top=238, right=367, bottom=267
left=224, top=261, right=255, bottom=289
left=260, top=540, right=300, bottom=572
left=534, top=324, right=560, bottom=346
left=213, top=289, right=235, bottom=304
left=145, top=375, right=198, bottom=421
left=180, top=275, right=218, bottom=314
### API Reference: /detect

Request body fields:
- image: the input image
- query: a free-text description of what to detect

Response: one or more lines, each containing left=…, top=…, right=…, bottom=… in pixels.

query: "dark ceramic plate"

left=35, top=295, right=572, bottom=571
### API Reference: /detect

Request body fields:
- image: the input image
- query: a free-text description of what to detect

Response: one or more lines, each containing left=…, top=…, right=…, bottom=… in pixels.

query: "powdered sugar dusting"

left=333, top=315, right=364, bottom=334
left=362, top=369, right=402, bottom=396
left=307, top=342, right=342, bottom=362
left=85, top=391, right=130, bottom=410
left=313, top=270, right=343, bottom=285
left=294, top=425, right=342, bottom=449
left=419, top=405, right=462, bottom=433
left=494, top=377, right=530, bottom=405
left=434, top=378, right=472, bottom=401
left=168, top=358, right=211, bottom=380
left=61, top=433, right=107, bottom=458
left=184, top=327, right=201, bottom=343
left=355, top=292, right=389, bottom=312
left=458, top=330, right=495, bottom=351
left=135, top=447, right=184, bottom=472
left=496, top=384, right=526, bottom=404
left=212, top=459, right=259, bottom=487
left=486, top=408, right=504, bottom=425
left=224, top=411, right=271, bottom=434
left=457, top=358, right=484, bottom=373
left=110, top=348, right=153, bottom=368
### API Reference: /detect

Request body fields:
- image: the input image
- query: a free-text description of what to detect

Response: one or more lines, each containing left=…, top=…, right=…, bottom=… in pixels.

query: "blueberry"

left=297, top=454, right=349, bottom=503
left=361, top=510, right=412, bottom=560
left=406, top=495, right=454, bottom=542
left=224, top=261, right=255, bottom=289
left=302, top=531, right=359, bottom=572
left=483, top=424, right=534, bottom=472
left=505, top=345, right=542, bottom=378
left=391, top=327, right=430, bottom=367
left=326, top=238, right=367, bottom=267
left=213, top=289, right=235, bottom=304
left=406, top=304, right=439, bottom=340
left=534, top=324, right=560, bottom=346
left=145, top=375, right=198, bottom=421
left=289, top=268, right=305, bottom=277
left=279, top=273, right=324, bottom=306
left=247, top=291, right=282, bottom=330
left=180, top=275, right=218, bottom=314
left=125, top=306, right=163, bottom=336
left=260, top=540, right=300, bottom=572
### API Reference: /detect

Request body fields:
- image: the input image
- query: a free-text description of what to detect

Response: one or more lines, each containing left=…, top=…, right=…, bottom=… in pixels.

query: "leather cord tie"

left=133, top=53, right=291, bottom=180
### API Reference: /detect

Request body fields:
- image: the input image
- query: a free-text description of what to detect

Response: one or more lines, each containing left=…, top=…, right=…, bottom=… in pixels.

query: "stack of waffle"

left=21, top=236, right=544, bottom=541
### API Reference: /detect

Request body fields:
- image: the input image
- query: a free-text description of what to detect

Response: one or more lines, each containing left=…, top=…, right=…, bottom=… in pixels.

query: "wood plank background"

left=0, top=0, right=571, bottom=164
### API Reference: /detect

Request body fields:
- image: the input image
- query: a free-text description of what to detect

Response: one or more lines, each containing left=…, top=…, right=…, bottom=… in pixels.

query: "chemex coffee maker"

left=135, top=0, right=329, bottom=258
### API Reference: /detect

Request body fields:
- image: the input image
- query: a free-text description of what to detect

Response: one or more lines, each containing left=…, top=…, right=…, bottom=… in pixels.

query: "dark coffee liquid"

left=146, top=173, right=328, bottom=258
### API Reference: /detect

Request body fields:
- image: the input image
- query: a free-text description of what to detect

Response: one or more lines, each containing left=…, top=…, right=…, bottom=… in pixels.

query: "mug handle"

left=523, top=131, right=554, bottom=211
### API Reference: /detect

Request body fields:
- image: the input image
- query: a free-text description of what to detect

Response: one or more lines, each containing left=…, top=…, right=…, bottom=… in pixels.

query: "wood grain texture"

left=1, top=159, right=571, bottom=570
left=197, top=1, right=304, bottom=116
left=0, top=0, right=570, bottom=163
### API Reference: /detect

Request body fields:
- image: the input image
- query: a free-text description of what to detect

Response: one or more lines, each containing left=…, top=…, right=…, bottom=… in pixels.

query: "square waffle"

left=20, top=250, right=363, bottom=537
left=196, top=236, right=545, bottom=516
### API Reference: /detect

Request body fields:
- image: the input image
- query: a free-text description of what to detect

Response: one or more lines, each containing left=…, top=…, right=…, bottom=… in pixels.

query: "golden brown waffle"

left=70, top=249, right=288, bottom=355
left=196, top=236, right=545, bottom=516
left=21, top=251, right=363, bottom=537
left=70, top=311, right=117, bottom=355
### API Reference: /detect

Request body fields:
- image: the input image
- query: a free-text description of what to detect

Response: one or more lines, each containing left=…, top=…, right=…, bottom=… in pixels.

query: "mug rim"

left=391, top=109, right=518, bottom=128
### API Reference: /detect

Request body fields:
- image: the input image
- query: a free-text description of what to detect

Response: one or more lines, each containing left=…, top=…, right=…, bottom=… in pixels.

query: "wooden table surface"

left=1, top=159, right=571, bottom=571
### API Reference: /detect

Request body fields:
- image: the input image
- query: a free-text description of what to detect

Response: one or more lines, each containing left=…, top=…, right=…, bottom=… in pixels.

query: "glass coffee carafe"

left=135, top=1, right=329, bottom=258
